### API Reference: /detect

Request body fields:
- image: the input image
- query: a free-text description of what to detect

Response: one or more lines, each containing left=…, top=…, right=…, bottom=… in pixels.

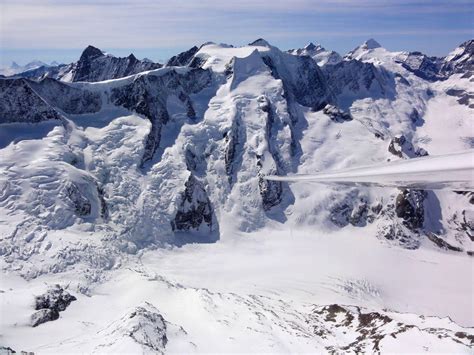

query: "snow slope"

left=0, top=38, right=473, bottom=353
left=1, top=228, right=473, bottom=353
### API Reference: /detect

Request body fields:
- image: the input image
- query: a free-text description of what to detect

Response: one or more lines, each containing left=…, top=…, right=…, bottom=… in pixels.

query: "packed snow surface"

left=1, top=228, right=473, bottom=353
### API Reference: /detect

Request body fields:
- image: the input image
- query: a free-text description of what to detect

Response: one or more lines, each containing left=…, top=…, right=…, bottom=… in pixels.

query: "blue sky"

left=1, top=0, right=473, bottom=66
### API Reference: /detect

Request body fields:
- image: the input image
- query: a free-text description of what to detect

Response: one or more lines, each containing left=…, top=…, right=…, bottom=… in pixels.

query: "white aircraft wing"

left=264, top=150, right=474, bottom=191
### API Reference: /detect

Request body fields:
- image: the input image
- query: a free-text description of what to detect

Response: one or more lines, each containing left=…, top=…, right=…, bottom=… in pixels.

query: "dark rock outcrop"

left=260, top=53, right=330, bottom=108
left=395, top=52, right=444, bottom=82
left=166, top=46, right=199, bottom=67
left=308, top=303, right=474, bottom=352
left=388, top=135, right=427, bottom=158
left=99, top=302, right=169, bottom=353
left=395, top=189, right=426, bottom=230
left=120, top=304, right=168, bottom=352
left=172, top=174, right=214, bottom=232
left=29, top=78, right=101, bottom=114
left=426, top=233, right=463, bottom=252
left=323, top=104, right=352, bottom=122
left=257, top=171, right=282, bottom=212
left=66, top=183, right=92, bottom=216
left=224, top=120, right=241, bottom=186
left=0, top=346, right=16, bottom=354
left=330, top=195, right=379, bottom=228
left=323, top=60, right=394, bottom=105
left=70, top=45, right=162, bottom=82
left=31, top=308, right=60, bottom=327
left=446, top=88, right=474, bottom=109
left=0, top=78, right=63, bottom=124
left=31, top=285, right=76, bottom=327
left=0, top=76, right=101, bottom=125
left=441, top=39, right=474, bottom=78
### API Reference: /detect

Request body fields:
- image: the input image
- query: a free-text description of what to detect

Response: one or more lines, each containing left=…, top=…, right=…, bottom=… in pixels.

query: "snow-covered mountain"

left=6, top=45, right=162, bottom=82
left=0, top=60, right=52, bottom=77
left=0, top=38, right=473, bottom=353
left=289, top=42, right=343, bottom=66
left=344, top=38, right=474, bottom=82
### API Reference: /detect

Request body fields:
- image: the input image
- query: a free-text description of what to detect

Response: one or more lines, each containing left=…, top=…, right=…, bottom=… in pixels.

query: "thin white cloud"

left=1, top=0, right=473, bottom=49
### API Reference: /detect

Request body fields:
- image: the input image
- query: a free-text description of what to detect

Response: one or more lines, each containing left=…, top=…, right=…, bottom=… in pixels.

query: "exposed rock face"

left=110, top=68, right=211, bottom=164
left=0, top=346, right=16, bottom=354
left=70, top=45, right=162, bottom=82
left=172, top=174, right=214, bottom=232
left=426, top=233, right=463, bottom=252
left=322, top=104, right=352, bottom=122
left=29, top=78, right=102, bottom=114
left=256, top=96, right=287, bottom=212
left=257, top=169, right=283, bottom=211
left=323, top=59, right=393, bottom=104
left=0, top=79, right=63, bottom=124
left=395, top=52, right=444, bottom=82
left=66, top=183, right=92, bottom=216
left=166, top=46, right=199, bottom=67
left=329, top=193, right=382, bottom=228
left=31, top=285, right=77, bottom=327
left=260, top=52, right=330, bottom=108
left=308, top=304, right=474, bottom=353
left=446, top=88, right=474, bottom=109
left=388, top=135, right=428, bottom=158
left=441, top=39, right=474, bottom=77
left=97, top=303, right=168, bottom=354
left=373, top=189, right=427, bottom=250
left=0, top=76, right=101, bottom=125
left=224, top=120, right=241, bottom=186
left=7, top=46, right=163, bottom=83
left=395, top=189, right=426, bottom=230
left=31, top=308, right=59, bottom=327
left=461, top=209, right=474, bottom=239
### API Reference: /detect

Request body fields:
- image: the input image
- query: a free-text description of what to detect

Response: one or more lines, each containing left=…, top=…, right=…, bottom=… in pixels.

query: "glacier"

left=0, top=38, right=473, bottom=353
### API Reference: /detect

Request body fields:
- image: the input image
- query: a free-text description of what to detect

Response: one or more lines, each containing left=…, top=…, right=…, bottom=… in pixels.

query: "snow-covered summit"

left=441, top=39, right=474, bottom=77
left=248, top=38, right=272, bottom=47
left=345, top=38, right=388, bottom=62
left=289, top=42, right=343, bottom=66
left=0, top=60, right=50, bottom=76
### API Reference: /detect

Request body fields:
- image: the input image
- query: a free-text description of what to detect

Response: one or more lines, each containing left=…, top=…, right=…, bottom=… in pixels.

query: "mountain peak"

left=249, top=38, right=271, bottom=47
left=80, top=45, right=105, bottom=61
left=363, top=38, right=381, bottom=49
left=304, top=42, right=318, bottom=51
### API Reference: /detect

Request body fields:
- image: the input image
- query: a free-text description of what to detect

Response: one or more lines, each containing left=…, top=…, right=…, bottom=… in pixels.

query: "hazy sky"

left=1, top=0, right=473, bottom=66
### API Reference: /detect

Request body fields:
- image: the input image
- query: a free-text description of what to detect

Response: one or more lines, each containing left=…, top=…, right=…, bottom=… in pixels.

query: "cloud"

left=1, top=0, right=473, bottom=49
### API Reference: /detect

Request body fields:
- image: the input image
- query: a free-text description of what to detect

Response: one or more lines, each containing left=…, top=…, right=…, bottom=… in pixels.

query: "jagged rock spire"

left=79, top=45, right=105, bottom=61
left=363, top=38, right=381, bottom=49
